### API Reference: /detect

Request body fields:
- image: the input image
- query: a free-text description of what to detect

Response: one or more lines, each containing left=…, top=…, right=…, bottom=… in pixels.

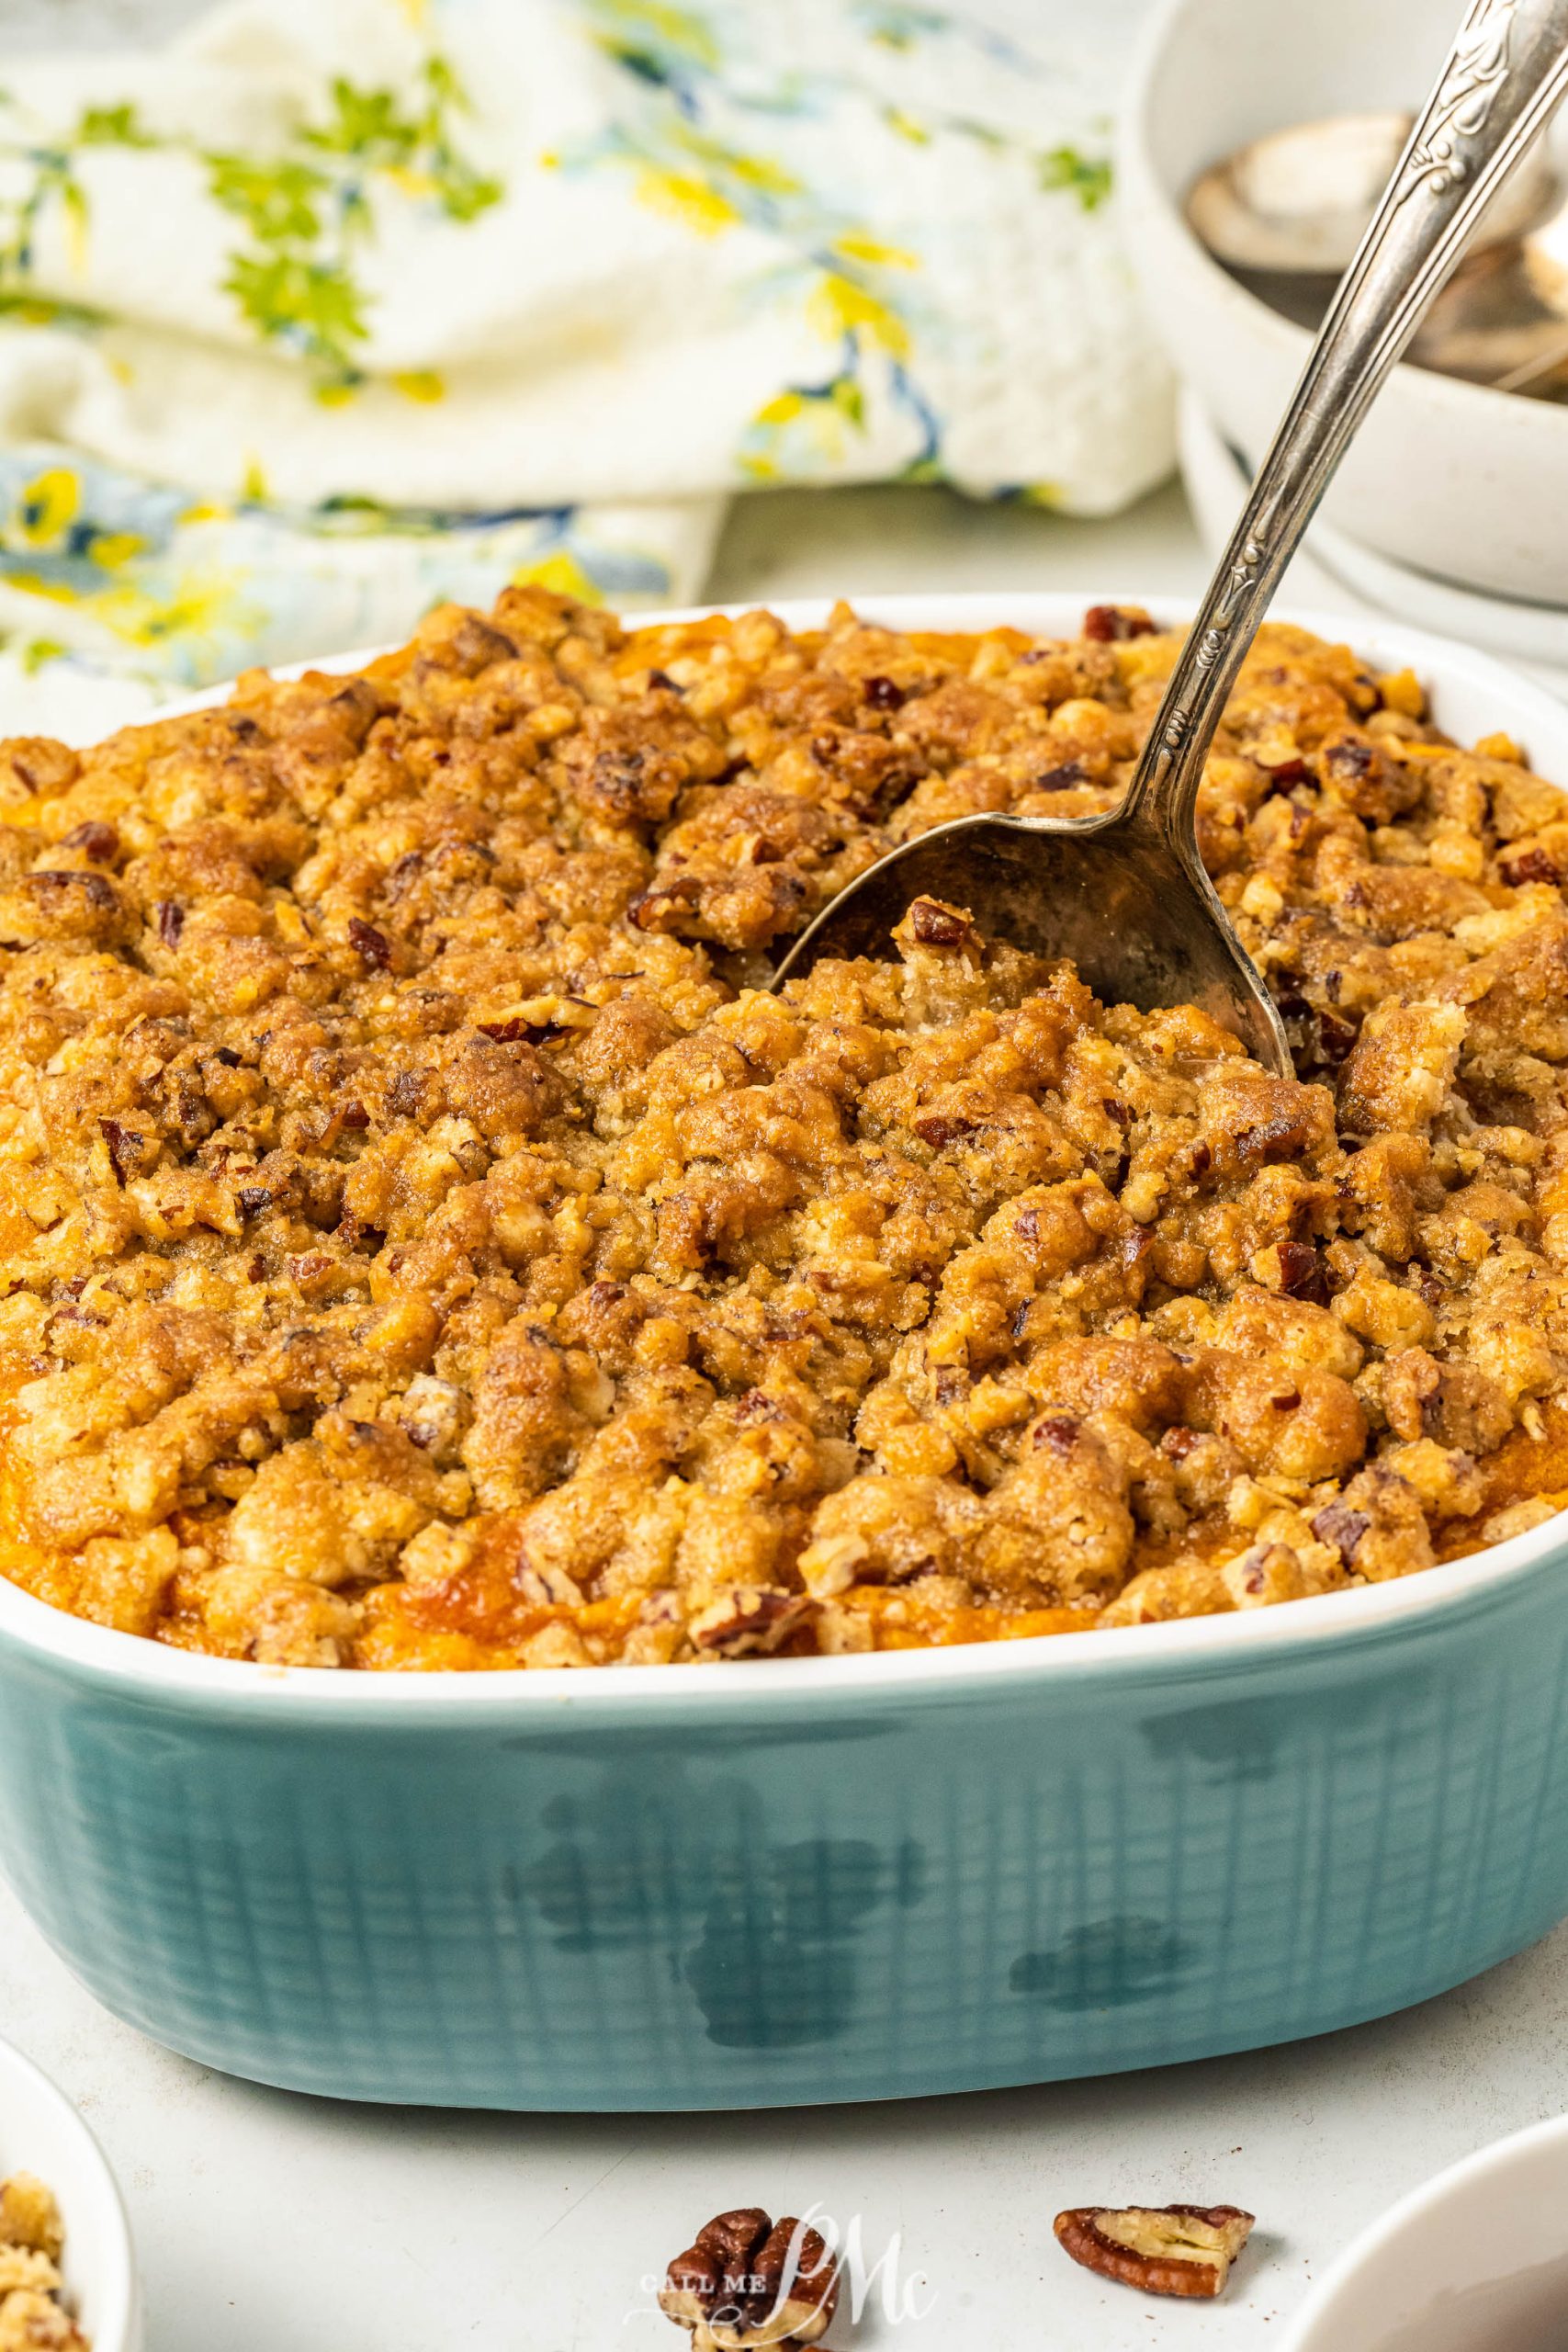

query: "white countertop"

left=706, top=479, right=1213, bottom=610
left=0, top=480, right=1563, bottom=2350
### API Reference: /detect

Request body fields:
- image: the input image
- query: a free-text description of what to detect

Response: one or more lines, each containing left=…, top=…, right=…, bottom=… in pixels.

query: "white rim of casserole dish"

left=2, top=590, right=1565, bottom=1707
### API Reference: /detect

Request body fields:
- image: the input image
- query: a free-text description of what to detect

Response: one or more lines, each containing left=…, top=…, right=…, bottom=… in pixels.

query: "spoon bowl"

left=773, top=803, right=1291, bottom=1072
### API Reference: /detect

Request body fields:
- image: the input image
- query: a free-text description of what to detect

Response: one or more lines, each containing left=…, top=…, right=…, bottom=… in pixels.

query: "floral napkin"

left=0, top=0, right=1169, bottom=730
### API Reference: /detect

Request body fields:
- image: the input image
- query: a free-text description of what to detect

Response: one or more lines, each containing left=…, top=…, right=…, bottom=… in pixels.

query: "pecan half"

left=1054, top=2203, right=1254, bottom=2299
left=660, top=2208, right=839, bottom=2348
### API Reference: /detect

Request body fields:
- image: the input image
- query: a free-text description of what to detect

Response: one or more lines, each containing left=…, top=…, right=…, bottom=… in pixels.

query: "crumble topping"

left=0, top=590, right=1565, bottom=1668
left=0, top=2173, right=87, bottom=2349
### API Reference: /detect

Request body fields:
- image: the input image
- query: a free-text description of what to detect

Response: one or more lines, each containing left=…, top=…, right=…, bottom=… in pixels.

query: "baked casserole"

left=0, top=591, right=1564, bottom=1669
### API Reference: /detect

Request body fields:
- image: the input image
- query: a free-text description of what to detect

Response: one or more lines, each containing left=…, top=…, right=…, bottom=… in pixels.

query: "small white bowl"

left=0, top=2038, right=140, bottom=2352
left=1281, top=2113, right=1568, bottom=2351
left=1120, top=0, right=1568, bottom=605
left=1177, top=387, right=1568, bottom=688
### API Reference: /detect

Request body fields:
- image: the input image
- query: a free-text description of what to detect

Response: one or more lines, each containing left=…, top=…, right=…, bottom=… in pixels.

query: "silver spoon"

left=1190, top=105, right=1568, bottom=394
left=773, top=0, right=1568, bottom=1077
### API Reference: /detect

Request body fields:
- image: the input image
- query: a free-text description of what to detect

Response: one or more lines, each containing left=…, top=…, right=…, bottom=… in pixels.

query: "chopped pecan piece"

left=912, top=1110, right=977, bottom=1148
left=1314, top=1004, right=1358, bottom=1066
left=1500, top=843, right=1562, bottom=888
left=1311, top=1499, right=1371, bottom=1566
left=688, top=1588, right=808, bottom=1658
left=1082, top=604, right=1158, bottom=643
left=1032, top=1414, right=1080, bottom=1455
left=1234, top=1113, right=1313, bottom=1165
left=1323, top=737, right=1376, bottom=781
left=908, top=896, right=973, bottom=947
left=60, top=819, right=119, bottom=863
left=99, top=1118, right=152, bottom=1183
left=660, top=2208, right=839, bottom=2348
left=347, top=917, right=394, bottom=969
left=627, top=878, right=702, bottom=932
left=30, top=866, right=116, bottom=910
left=1273, top=1239, right=1328, bottom=1305
left=1054, top=2203, right=1254, bottom=2299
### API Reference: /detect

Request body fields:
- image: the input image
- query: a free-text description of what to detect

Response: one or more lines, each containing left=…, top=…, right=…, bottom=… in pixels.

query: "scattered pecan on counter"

left=660, top=2207, right=839, bottom=2348
left=1054, top=2201, right=1256, bottom=2299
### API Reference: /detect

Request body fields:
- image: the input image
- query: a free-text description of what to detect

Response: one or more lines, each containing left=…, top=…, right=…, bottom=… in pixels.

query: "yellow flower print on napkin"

left=13, top=467, right=81, bottom=549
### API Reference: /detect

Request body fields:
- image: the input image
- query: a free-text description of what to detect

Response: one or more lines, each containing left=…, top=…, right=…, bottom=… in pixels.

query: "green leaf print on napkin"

left=0, top=55, right=504, bottom=397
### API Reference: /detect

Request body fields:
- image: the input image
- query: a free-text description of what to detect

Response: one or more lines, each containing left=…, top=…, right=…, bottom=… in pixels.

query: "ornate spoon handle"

left=1130, top=0, right=1568, bottom=856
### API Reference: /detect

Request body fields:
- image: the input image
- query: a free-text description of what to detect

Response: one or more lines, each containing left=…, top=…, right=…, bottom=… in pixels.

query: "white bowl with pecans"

left=0, top=2038, right=140, bottom=2352
left=1121, top=0, right=1568, bottom=605
left=1282, top=2112, right=1568, bottom=2351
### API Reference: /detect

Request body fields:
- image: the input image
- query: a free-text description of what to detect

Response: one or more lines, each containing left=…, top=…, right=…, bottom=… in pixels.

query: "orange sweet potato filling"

left=0, top=592, right=1565, bottom=1668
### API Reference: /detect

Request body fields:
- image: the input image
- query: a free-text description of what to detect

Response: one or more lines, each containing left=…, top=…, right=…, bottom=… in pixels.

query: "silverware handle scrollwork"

left=1127, top=0, right=1568, bottom=857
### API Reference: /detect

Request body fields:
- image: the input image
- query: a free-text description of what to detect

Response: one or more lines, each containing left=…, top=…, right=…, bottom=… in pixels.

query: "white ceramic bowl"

left=1282, top=2112, right=1568, bottom=2349
left=0, top=2037, right=139, bottom=2351
left=1177, top=387, right=1568, bottom=688
left=1119, top=0, right=1568, bottom=603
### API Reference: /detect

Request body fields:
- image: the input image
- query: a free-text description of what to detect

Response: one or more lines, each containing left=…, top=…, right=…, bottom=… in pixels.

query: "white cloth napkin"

left=0, top=0, right=1171, bottom=728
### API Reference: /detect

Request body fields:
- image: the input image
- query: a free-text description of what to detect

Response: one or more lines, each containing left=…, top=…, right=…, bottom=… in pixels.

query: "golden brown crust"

left=0, top=593, right=1565, bottom=1668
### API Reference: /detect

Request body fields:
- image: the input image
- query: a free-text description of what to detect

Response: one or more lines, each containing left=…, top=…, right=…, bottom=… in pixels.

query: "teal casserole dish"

left=2, top=594, right=1567, bottom=2110
left=1, top=1526, right=1567, bottom=2109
